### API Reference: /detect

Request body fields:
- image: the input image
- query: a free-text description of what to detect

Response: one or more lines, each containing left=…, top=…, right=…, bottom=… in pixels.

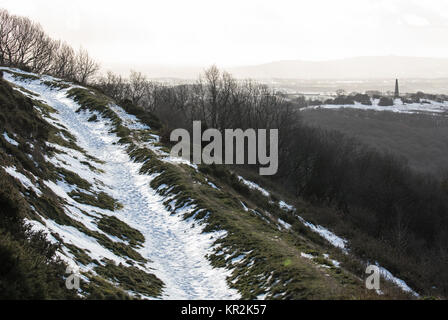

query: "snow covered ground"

left=3, top=166, right=42, bottom=196
left=2, top=69, right=240, bottom=300
left=3, top=132, right=19, bottom=146
left=297, top=216, right=348, bottom=252
left=237, top=176, right=270, bottom=197
left=376, top=264, right=419, bottom=297
left=303, top=98, right=448, bottom=115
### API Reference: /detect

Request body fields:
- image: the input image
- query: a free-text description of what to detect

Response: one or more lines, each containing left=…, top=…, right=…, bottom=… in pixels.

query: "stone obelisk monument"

left=394, top=79, right=400, bottom=98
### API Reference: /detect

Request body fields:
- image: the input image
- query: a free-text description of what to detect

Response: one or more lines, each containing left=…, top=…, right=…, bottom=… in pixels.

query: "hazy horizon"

left=101, top=55, right=448, bottom=80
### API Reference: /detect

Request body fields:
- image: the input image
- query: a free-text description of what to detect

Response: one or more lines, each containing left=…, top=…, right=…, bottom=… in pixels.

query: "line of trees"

left=96, top=66, right=299, bottom=146
left=0, top=9, right=99, bottom=83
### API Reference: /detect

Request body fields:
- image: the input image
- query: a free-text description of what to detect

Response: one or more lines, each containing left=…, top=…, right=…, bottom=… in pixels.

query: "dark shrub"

left=353, top=94, right=372, bottom=105
left=378, top=97, right=394, bottom=106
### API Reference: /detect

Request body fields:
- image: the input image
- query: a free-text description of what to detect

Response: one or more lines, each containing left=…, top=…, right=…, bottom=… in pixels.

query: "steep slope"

left=0, top=67, right=419, bottom=299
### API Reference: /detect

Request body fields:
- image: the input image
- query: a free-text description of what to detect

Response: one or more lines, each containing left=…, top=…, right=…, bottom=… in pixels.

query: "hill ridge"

left=0, top=67, right=417, bottom=299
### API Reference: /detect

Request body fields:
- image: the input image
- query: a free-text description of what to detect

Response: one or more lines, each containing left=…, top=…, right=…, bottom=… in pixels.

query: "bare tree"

left=128, top=70, right=147, bottom=106
left=74, top=47, right=99, bottom=84
left=30, top=34, right=59, bottom=74
left=51, top=42, right=77, bottom=79
left=0, top=9, right=14, bottom=65
left=1, top=9, right=101, bottom=82
left=97, top=71, right=127, bottom=101
left=204, top=65, right=220, bottom=128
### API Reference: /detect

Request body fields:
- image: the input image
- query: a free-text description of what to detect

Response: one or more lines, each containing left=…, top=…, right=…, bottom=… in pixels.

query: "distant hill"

left=228, top=56, right=448, bottom=79
left=105, top=57, right=448, bottom=80
left=102, top=62, right=204, bottom=80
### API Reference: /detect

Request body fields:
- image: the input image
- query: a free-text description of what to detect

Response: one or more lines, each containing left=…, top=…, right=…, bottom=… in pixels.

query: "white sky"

left=1, top=0, right=448, bottom=67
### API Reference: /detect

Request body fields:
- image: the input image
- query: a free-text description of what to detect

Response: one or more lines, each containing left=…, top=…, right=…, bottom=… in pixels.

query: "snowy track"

left=4, top=72, right=239, bottom=300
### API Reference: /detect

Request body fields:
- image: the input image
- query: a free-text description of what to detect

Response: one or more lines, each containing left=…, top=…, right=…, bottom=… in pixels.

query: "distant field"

left=300, top=108, right=448, bottom=176
left=267, top=78, right=448, bottom=95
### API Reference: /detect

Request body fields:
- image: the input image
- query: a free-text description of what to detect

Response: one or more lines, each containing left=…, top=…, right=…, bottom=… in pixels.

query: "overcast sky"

left=1, top=0, right=448, bottom=68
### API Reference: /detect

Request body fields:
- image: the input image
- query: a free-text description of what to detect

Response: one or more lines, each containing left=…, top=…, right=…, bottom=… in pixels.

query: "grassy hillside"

left=0, top=68, right=423, bottom=300
left=0, top=74, right=78, bottom=299
left=0, top=71, right=163, bottom=299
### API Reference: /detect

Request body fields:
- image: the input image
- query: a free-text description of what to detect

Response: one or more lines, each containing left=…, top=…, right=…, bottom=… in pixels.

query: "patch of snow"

left=238, top=176, right=270, bottom=197
left=161, top=155, right=199, bottom=170
left=231, top=254, right=246, bottom=264
left=250, top=209, right=270, bottom=224
left=25, top=216, right=109, bottom=272
left=302, top=99, right=448, bottom=115
left=149, top=134, right=160, bottom=142
left=3, top=166, right=42, bottom=196
left=297, top=216, right=348, bottom=252
left=278, top=219, right=292, bottom=230
left=376, top=289, right=384, bottom=295
left=44, top=216, right=127, bottom=266
left=301, top=252, right=314, bottom=260
left=376, top=263, right=419, bottom=297
left=109, top=104, right=150, bottom=131
left=256, top=292, right=268, bottom=300
left=2, top=132, right=19, bottom=146
left=323, top=254, right=340, bottom=268
left=25, top=218, right=59, bottom=244
left=279, top=201, right=295, bottom=212
left=206, top=179, right=219, bottom=190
